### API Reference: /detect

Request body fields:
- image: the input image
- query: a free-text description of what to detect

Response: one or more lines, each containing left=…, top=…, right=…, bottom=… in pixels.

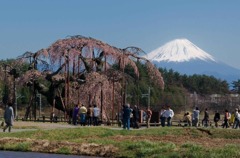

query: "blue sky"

left=0, top=0, right=240, bottom=69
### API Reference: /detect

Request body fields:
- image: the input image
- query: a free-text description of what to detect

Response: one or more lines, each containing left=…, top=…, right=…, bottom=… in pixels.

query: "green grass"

left=0, top=142, right=31, bottom=152
left=1, top=126, right=240, bottom=157
left=56, top=147, right=71, bottom=155
left=124, top=141, right=176, bottom=158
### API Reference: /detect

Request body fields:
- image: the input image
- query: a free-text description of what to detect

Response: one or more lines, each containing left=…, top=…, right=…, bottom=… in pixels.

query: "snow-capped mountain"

left=145, top=39, right=240, bottom=83
left=145, top=38, right=215, bottom=62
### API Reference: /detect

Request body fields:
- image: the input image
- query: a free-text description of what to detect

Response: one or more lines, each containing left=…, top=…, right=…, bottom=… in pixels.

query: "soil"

left=0, top=137, right=117, bottom=157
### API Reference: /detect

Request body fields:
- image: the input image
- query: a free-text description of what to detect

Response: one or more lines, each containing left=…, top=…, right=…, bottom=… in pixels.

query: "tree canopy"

left=1, top=35, right=164, bottom=120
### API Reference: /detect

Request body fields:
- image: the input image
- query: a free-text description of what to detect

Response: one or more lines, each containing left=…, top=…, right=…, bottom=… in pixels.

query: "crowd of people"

left=3, top=100, right=240, bottom=132
left=181, top=107, right=240, bottom=129
left=71, top=104, right=100, bottom=126
left=120, top=104, right=175, bottom=130
left=120, top=104, right=152, bottom=130
left=1, top=101, right=175, bottom=131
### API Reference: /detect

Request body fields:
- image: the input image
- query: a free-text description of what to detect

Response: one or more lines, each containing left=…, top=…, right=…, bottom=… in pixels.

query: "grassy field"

left=1, top=122, right=240, bottom=158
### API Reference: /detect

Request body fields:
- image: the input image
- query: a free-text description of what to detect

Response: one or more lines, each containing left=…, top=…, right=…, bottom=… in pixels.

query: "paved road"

left=0, top=151, right=100, bottom=158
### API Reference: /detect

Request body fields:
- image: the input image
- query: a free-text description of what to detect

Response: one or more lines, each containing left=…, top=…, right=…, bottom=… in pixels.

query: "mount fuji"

left=144, top=39, right=240, bottom=83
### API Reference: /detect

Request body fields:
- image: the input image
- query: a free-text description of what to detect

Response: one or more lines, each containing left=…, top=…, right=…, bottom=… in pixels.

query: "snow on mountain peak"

left=146, top=38, right=216, bottom=62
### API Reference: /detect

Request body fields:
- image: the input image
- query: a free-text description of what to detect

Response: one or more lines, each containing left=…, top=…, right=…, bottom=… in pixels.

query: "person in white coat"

left=165, top=106, right=174, bottom=126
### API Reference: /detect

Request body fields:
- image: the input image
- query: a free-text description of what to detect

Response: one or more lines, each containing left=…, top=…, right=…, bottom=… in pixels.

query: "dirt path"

left=0, top=121, right=78, bottom=133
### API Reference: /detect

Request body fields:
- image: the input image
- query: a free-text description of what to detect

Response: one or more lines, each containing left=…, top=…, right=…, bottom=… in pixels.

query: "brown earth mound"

left=0, top=137, right=117, bottom=157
